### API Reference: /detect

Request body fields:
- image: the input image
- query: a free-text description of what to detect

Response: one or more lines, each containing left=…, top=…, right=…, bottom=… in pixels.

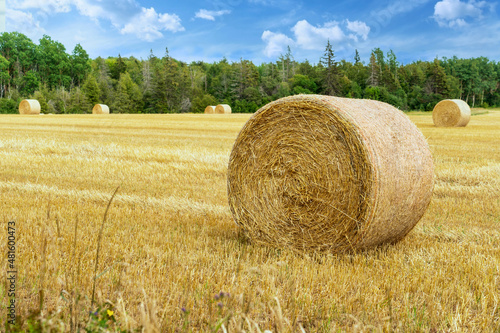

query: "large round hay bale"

left=227, top=95, right=434, bottom=253
left=19, top=99, right=41, bottom=115
left=204, top=105, right=216, bottom=114
left=92, top=104, right=110, bottom=114
left=215, top=104, right=231, bottom=114
left=432, top=99, right=470, bottom=127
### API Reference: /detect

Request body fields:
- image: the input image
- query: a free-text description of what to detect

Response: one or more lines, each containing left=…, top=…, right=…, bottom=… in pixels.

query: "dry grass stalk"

left=19, top=99, right=41, bottom=115
left=228, top=94, right=434, bottom=253
left=432, top=99, right=471, bottom=127
left=204, top=105, right=216, bottom=114
left=91, top=186, right=119, bottom=309
left=215, top=104, right=232, bottom=114
left=92, top=104, right=110, bottom=114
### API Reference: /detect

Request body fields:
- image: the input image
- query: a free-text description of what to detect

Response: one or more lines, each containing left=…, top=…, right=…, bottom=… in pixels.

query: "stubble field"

left=0, top=110, right=499, bottom=332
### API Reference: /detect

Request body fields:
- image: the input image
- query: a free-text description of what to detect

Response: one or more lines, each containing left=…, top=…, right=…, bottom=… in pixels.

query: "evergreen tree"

left=164, top=48, right=183, bottom=112
left=67, top=87, right=88, bottom=113
left=354, top=49, right=360, bottom=64
left=368, top=52, right=380, bottom=86
left=82, top=75, right=100, bottom=106
left=425, top=58, right=449, bottom=96
left=33, top=90, right=49, bottom=113
left=320, top=40, right=341, bottom=96
left=113, top=72, right=143, bottom=113
left=110, top=54, right=127, bottom=81
left=278, top=46, right=294, bottom=82
left=93, top=57, right=113, bottom=106
left=142, top=50, right=155, bottom=95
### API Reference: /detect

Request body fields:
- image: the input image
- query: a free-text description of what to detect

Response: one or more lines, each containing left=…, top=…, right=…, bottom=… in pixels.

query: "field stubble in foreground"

left=0, top=112, right=499, bottom=332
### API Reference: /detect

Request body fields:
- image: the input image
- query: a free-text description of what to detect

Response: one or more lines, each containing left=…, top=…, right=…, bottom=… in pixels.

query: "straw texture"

left=204, top=106, right=216, bottom=114
left=215, top=104, right=232, bottom=114
left=432, top=99, right=471, bottom=127
left=227, top=95, right=434, bottom=253
left=19, top=99, right=41, bottom=115
left=92, top=104, right=110, bottom=114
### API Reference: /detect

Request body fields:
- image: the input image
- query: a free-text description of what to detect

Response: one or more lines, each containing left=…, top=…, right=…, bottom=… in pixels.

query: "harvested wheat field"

left=0, top=111, right=499, bottom=332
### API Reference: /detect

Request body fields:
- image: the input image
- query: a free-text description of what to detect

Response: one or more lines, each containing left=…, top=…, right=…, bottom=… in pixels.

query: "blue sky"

left=2, top=0, right=499, bottom=64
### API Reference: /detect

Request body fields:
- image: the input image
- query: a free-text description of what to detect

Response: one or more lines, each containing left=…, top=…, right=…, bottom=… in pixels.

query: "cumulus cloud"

left=7, top=0, right=184, bottom=41
left=5, top=8, right=44, bottom=35
left=261, top=30, right=295, bottom=57
left=194, top=9, right=230, bottom=21
left=121, top=7, right=184, bottom=41
left=291, top=20, right=345, bottom=50
left=261, top=19, right=371, bottom=57
left=73, top=0, right=110, bottom=25
left=346, top=20, right=370, bottom=41
left=433, top=0, right=488, bottom=27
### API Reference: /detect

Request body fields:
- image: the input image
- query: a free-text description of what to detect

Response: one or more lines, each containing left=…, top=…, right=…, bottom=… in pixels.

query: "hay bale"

left=19, top=99, right=41, bottom=115
left=227, top=95, right=434, bottom=253
left=215, top=104, right=231, bottom=114
left=92, top=104, right=110, bottom=114
left=432, top=99, right=470, bottom=127
left=204, top=105, right=216, bottom=114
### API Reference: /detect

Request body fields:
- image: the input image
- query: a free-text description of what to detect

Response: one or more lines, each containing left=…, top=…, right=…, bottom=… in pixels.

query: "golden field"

left=0, top=110, right=499, bottom=332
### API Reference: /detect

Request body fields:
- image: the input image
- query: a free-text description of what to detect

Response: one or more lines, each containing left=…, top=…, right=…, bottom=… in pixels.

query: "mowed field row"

left=0, top=111, right=499, bottom=332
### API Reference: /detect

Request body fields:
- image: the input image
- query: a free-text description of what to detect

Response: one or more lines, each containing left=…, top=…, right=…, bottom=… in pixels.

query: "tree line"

left=1, top=31, right=499, bottom=114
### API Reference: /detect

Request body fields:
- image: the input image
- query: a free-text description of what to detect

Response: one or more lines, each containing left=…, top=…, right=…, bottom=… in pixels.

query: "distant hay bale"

left=204, top=105, right=216, bottom=114
left=92, top=104, right=110, bottom=114
left=227, top=95, right=434, bottom=253
left=215, top=104, right=232, bottom=114
left=19, top=99, right=41, bottom=115
left=432, top=99, right=471, bottom=127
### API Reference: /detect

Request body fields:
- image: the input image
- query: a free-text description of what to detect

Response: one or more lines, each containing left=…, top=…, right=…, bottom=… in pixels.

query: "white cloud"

left=73, top=0, right=110, bottom=25
left=262, top=19, right=372, bottom=57
left=1, top=0, right=5, bottom=32
left=346, top=20, right=370, bottom=41
left=9, top=0, right=71, bottom=13
left=433, top=0, right=488, bottom=27
left=372, top=0, right=431, bottom=21
left=367, top=0, right=430, bottom=36
left=121, top=7, right=184, bottom=41
left=5, top=8, right=44, bottom=35
left=194, top=9, right=230, bottom=21
left=6, top=0, right=184, bottom=41
left=261, top=30, right=295, bottom=57
left=291, top=20, right=345, bottom=50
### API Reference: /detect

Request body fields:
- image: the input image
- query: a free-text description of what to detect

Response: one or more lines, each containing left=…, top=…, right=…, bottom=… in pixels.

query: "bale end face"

left=227, top=95, right=434, bottom=253
left=92, top=104, right=110, bottom=114
left=432, top=99, right=471, bottom=127
left=204, top=106, right=216, bottom=114
left=19, top=99, right=41, bottom=115
left=215, top=104, right=232, bottom=114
